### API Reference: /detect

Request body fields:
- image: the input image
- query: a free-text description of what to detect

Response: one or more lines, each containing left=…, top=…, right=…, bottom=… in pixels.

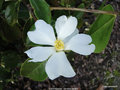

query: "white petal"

left=63, top=28, right=79, bottom=43
left=45, top=52, right=76, bottom=80
left=55, top=15, right=67, bottom=34
left=55, top=15, right=77, bottom=40
left=65, top=34, right=95, bottom=55
left=25, top=46, right=55, bottom=62
left=28, top=20, right=56, bottom=45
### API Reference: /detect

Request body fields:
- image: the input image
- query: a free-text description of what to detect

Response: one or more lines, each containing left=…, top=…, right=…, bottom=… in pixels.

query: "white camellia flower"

left=25, top=15, right=95, bottom=80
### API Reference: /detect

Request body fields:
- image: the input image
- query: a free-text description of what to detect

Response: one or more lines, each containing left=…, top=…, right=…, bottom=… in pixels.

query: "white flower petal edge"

left=55, top=15, right=67, bottom=34
left=65, top=34, right=95, bottom=55
left=55, top=15, right=78, bottom=40
left=45, top=52, right=76, bottom=80
left=28, top=20, right=56, bottom=45
left=63, top=28, right=79, bottom=43
left=25, top=46, right=55, bottom=62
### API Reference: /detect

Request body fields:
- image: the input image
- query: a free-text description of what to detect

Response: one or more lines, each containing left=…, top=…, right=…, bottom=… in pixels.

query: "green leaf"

left=88, top=5, right=116, bottom=53
left=1, top=51, right=21, bottom=69
left=99, top=0, right=107, bottom=10
left=20, top=59, right=48, bottom=81
left=23, top=18, right=34, bottom=42
left=0, top=0, right=4, bottom=10
left=29, top=0, right=51, bottom=24
left=0, top=17, right=21, bottom=42
left=18, top=3, right=29, bottom=19
left=5, top=1, right=20, bottom=25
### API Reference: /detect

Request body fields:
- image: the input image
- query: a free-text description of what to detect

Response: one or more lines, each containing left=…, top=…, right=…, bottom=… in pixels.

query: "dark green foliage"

left=1, top=50, right=21, bottom=69
left=0, top=67, right=10, bottom=81
left=88, top=5, right=116, bottom=53
left=5, top=1, right=19, bottom=25
left=0, top=1, right=21, bottom=42
left=0, top=17, right=21, bottom=42
left=21, top=59, right=48, bottom=81
left=29, top=0, right=51, bottom=23
left=0, top=0, right=4, bottom=10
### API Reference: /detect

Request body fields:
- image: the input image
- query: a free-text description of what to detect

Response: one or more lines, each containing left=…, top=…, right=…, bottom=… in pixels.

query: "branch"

left=27, top=4, right=37, bottom=21
left=22, top=1, right=37, bottom=21
left=50, top=7, right=120, bottom=16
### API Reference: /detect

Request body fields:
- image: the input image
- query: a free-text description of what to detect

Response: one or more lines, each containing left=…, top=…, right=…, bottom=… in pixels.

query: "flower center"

left=54, top=40, right=64, bottom=51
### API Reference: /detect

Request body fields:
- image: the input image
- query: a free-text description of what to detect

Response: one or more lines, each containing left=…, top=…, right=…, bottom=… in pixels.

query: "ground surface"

left=4, top=0, right=120, bottom=90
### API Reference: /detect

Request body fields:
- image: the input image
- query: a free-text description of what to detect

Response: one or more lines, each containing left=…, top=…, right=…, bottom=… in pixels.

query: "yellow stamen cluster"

left=54, top=40, right=64, bottom=51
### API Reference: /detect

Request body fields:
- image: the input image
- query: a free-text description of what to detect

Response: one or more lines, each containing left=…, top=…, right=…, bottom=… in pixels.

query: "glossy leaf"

left=18, top=3, right=29, bottom=19
left=0, top=17, right=21, bottom=42
left=88, top=5, right=116, bottom=53
left=5, top=1, right=20, bottom=25
left=23, top=18, right=34, bottom=42
left=20, top=59, right=48, bottom=81
left=29, top=0, right=51, bottom=24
